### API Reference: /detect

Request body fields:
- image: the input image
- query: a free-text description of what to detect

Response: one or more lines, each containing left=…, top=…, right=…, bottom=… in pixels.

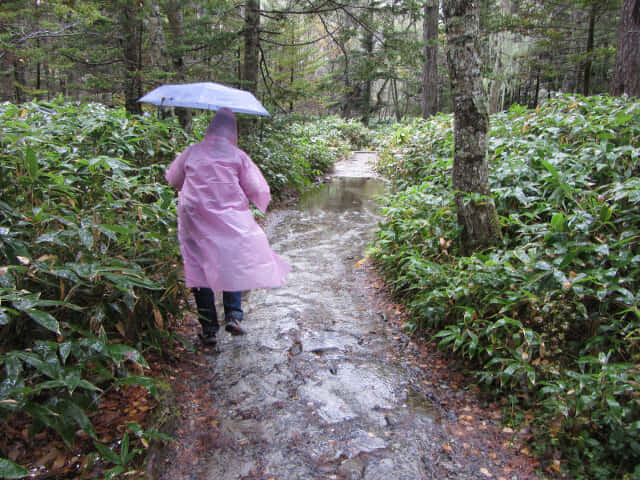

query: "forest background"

left=1, top=1, right=639, bottom=479
left=3, top=0, right=638, bottom=120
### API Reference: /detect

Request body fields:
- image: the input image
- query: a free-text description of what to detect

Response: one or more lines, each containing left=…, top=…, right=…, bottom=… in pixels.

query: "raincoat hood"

left=205, top=107, right=238, bottom=146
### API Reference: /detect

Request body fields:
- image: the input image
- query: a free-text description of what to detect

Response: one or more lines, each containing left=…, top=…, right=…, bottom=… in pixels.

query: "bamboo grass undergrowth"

left=371, top=93, right=640, bottom=479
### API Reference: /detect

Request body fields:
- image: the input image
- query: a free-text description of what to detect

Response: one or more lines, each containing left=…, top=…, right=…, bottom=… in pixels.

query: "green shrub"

left=0, top=100, right=357, bottom=476
left=370, top=94, right=640, bottom=479
left=0, top=99, right=189, bottom=476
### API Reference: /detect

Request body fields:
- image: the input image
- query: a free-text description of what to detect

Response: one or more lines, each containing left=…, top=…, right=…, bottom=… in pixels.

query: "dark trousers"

left=191, top=288, right=242, bottom=335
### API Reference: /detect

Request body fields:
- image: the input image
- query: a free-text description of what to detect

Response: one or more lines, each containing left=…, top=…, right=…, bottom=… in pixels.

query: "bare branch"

left=4, top=21, right=83, bottom=45
left=258, top=43, right=287, bottom=114
left=259, top=31, right=332, bottom=47
left=59, top=52, right=121, bottom=67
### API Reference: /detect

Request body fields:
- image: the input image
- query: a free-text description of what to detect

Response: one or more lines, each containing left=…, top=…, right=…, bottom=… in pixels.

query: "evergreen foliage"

left=1, top=1, right=630, bottom=119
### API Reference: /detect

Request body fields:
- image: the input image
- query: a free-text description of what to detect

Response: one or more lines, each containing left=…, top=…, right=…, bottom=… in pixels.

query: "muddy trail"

left=152, top=153, right=541, bottom=480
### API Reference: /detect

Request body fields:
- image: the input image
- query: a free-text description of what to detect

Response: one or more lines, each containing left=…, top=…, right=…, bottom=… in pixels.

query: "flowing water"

left=189, top=152, right=447, bottom=479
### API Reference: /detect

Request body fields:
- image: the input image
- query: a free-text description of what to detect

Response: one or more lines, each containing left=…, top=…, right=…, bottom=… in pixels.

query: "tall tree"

left=421, top=0, right=439, bottom=117
left=318, top=0, right=424, bottom=121
left=358, top=2, right=375, bottom=124
left=443, top=0, right=500, bottom=253
left=611, top=0, right=640, bottom=97
left=166, top=0, right=192, bottom=130
left=483, top=0, right=619, bottom=109
left=243, top=0, right=260, bottom=94
left=261, top=10, right=326, bottom=113
left=581, top=0, right=611, bottom=96
left=119, top=0, right=144, bottom=114
left=378, top=1, right=424, bottom=121
left=583, top=1, right=597, bottom=95
left=0, top=1, right=83, bottom=102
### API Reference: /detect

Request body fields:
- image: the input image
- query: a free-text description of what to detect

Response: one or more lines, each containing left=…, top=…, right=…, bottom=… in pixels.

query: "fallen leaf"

left=115, top=321, right=126, bottom=337
left=353, top=256, right=368, bottom=268
left=52, top=453, right=67, bottom=470
left=480, top=467, right=493, bottom=477
left=36, top=448, right=60, bottom=467
left=153, top=307, right=164, bottom=330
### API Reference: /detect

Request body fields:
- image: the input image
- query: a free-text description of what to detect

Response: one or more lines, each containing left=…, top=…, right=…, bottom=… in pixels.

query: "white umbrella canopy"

left=137, top=82, right=271, bottom=116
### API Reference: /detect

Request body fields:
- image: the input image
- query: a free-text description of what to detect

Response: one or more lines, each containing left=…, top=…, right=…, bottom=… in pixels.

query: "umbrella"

left=137, top=82, right=270, bottom=116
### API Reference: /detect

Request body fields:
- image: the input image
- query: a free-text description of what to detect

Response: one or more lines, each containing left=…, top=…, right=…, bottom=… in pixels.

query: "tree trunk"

left=243, top=0, right=260, bottom=94
left=359, top=4, right=374, bottom=125
left=13, top=58, right=26, bottom=104
left=361, top=30, right=374, bottom=124
left=167, top=0, right=192, bottom=131
left=443, top=0, right=500, bottom=253
left=35, top=3, right=42, bottom=98
left=120, top=1, right=143, bottom=115
left=611, top=0, right=640, bottom=97
left=583, top=3, right=596, bottom=96
left=334, top=8, right=354, bottom=118
left=421, top=0, right=439, bottom=118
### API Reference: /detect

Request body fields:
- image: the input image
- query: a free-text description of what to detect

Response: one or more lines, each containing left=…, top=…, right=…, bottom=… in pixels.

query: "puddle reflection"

left=297, top=177, right=386, bottom=213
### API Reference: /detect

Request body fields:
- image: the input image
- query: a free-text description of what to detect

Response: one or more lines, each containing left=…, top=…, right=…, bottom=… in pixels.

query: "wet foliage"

left=371, top=94, right=640, bottom=479
left=0, top=100, right=348, bottom=478
left=241, top=116, right=367, bottom=195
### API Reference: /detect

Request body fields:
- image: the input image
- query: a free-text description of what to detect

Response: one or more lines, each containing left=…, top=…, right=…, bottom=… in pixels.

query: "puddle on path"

left=182, top=153, right=446, bottom=479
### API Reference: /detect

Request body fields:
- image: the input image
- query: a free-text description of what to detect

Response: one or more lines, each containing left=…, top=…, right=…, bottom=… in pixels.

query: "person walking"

left=165, top=108, right=290, bottom=345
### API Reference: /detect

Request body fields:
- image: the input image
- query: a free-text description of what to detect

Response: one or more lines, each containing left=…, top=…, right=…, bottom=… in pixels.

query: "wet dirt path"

left=155, top=152, right=541, bottom=480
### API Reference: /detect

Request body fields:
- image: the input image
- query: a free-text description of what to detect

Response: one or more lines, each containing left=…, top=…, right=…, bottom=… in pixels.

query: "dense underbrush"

left=371, top=94, right=640, bottom=479
left=0, top=100, right=350, bottom=478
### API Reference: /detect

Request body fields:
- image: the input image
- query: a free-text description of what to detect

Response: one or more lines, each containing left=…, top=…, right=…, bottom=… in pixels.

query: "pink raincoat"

left=165, top=108, right=290, bottom=291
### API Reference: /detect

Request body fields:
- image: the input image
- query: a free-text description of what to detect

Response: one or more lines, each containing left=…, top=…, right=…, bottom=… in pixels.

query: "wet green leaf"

left=59, top=398, right=97, bottom=439
left=614, top=112, right=632, bottom=126
left=25, top=310, right=60, bottom=335
left=0, top=307, right=10, bottom=326
left=106, top=344, right=148, bottom=368
left=0, top=457, right=29, bottom=478
left=551, top=212, right=565, bottom=231
left=24, top=147, right=39, bottom=179
left=78, top=228, right=94, bottom=250
left=94, top=442, right=122, bottom=465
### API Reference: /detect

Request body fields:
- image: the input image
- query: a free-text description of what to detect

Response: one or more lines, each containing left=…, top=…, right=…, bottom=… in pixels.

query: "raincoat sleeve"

left=239, top=152, right=271, bottom=213
left=165, top=150, right=188, bottom=191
